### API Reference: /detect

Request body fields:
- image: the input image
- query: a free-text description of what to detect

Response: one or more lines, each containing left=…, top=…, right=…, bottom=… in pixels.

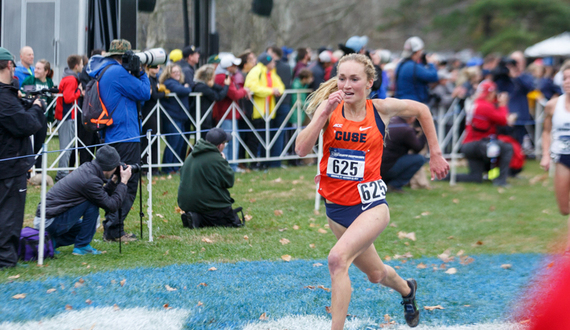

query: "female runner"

left=296, top=54, right=449, bottom=329
left=540, top=63, right=570, bottom=252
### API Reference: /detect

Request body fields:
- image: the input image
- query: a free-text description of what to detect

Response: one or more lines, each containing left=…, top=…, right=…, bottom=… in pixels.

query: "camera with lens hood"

left=121, top=48, right=167, bottom=77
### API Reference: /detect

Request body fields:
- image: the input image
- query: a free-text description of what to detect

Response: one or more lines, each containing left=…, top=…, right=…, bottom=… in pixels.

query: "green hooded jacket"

left=178, top=139, right=234, bottom=213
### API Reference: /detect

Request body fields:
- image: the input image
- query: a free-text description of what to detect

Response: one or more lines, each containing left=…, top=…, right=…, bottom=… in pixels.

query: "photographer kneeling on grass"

left=178, top=128, right=244, bottom=229
left=34, top=146, right=131, bottom=255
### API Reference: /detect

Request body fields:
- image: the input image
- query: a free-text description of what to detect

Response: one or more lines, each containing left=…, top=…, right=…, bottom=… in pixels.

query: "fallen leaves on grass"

left=318, top=228, right=328, bottom=234
left=501, top=264, right=512, bottom=269
left=174, top=206, right=184, bottom=214
left=313, top=209, right=320, bottom=215
left=163, top=304, right=172, bottom=310
left=309, top=223, right=317, bottom=228
left=452, top=199, right=459, bottom=204
left=12, top=294, right=26, bottom=299
left=278, top=228, right=287, bottom=232
left=529, top=173, right=548, bottom=185
left=489, top=205, right=496, bottom=211
left=457, top=250, right=464, bottom=256
left=198, top=283, right=208, bottom=287
left=421, top=211, right=431, bottom=216
left=398, top=231, right=416, bottom=241
left=243, top=235, right=249, bottom=240
left=389, top=223, right=397, bottom=228
left=445, top=268, right=457, bottom=274
left=384, top=256, right=392, bottom=261
left=86, top=299, right=93, bottom=305
left=156, top=213, right=164, bottom=218
left=120, top=279, right=126, bottom=287
left=416, top=263, right=427, bottom=269
left=460, top=256, right=475, bottom=265
left=313, top=263, right=323, bottom=267
left=273, top=177, right=282, bottom=183
left=65, top=304, right=72, bottom=310
left=438, top=250, right=453, bottom=263
left=47, top=289, right=56, bottom=294
left=114, top=304, right=120, bottom=311
left=325, top=306, right=331, bottom=314
left=8, top=274, right=20, bottom=280
left=165, top=285, right=177, bottom=291
left=201, top=237, right=214, bottom=244
left=281, top=255, right=292, bottom=262
left=393, top=252, right=413, bottom=259
left=244, top=214, right=253, bottom=221
left=424, top=305, right=444, bottom=311
left=274, top=210, right=284, bottom=216
left=208, top=267, right=217, bottom=271
left=249, top=198, right=256, bottom=203
left=162, top=191, right=168, bottom=196
left=304, top=285, right=315, bottom=290
left=317, top=285, right=331, bottom=292
left=259, top=312, right=268, bottom=320
left=309, top=244, right=316, bottom=248
left=197, top=301, right=203, bottom=306
left=293, top=225, right=300, bottom=230
left=279, top=238, right=290, bottom=245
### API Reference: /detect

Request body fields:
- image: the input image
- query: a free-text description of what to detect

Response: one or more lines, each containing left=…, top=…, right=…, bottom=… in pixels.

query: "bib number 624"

left=357, top=180, right=387, bottom=204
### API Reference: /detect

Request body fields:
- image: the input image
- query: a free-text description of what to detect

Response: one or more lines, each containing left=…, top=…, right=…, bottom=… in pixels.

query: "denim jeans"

left=221, top=119, right=238, bottom=171
left=269, top=104, right=291, bottom=167
left=382, top=154, right=426, bottom=189
left=56, top=119, right=75, bottom=181
left=162, top=119, right=186, bottom=173
left=46, top=201, right=99, bottom=249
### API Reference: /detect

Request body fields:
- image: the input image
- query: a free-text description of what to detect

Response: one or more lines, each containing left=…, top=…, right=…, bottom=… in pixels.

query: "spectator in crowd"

left=237, top=50, right=257, bottom=164
left=76, top=50, right=104, bottom=166
left=55, top=55, right=84, bottom=182
left=381, top=116, right=426, bottom=193
left=539, top=58, right=562, bottom=101
left=14, top=46, right=34, bottom=87
left=207, top=54, right=221, bottom=68
left=0, top=47, right=45, bottom=268
left=168, top=49, right=183, bottom=64
left=453, top=66, right=482, bottom=101
left=330, top=36, right=369, bottom=78
left=495, top=51, right=534, bottom=145
left=308, top=50, right=332, bottom=91
left=141, top=64, right=166, bottom=173
left=178, top=128, right=243, bottom=228
left=21, top=59, right=54, bottom=172
left=192, top=64, right=229, bottom=130
left=34, top=146, right=131, bottom=255
left=430, top=69, right=455, bottom=110
left=293, top=47, right=310, bottom=78
left=244, top=52, right=285, bottom=168
left=394, top=36, right=439, bottom=103
left=370, top=49, right=391, bottom=99
left=177, top=45, right=200, bottom=88
left=214, top=53, right=249, bottom=172
left=267, top=46, right=293, bottom=168
left=290, top=68, right=313, bottom=127
left=456, top=80, right=513, bottom=187
left=86, top=39, right=150, bottom=242
left=159, top=64, right=192, bottom=174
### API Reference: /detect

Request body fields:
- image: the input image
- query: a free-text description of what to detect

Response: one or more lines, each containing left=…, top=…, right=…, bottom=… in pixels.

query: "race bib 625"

left=326, top=147, right=365, bottom=181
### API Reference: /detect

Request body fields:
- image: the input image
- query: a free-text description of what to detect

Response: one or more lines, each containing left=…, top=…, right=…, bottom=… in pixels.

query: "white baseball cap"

left=402, top=36, right=424, bottom=58
left=220, top=53, right=242, bottom=69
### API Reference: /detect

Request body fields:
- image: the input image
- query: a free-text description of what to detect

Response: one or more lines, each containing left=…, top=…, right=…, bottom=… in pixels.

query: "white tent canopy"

left=525, top=32, right=570, bottom=57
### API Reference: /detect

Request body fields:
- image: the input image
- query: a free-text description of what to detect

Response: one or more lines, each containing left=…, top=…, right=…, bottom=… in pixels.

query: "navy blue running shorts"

left=325, top=199, right=388, bottom=228
left=557, top=154, right=570, bottom=169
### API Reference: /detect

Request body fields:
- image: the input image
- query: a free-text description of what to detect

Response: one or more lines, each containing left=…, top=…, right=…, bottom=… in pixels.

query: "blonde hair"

left=194, top=64, right=215, bottom=83
left=561, top=59, right=570, bottom=74
left=159, top=64, right=185, bottom=84
left=305, top=53, right=376, bottom=115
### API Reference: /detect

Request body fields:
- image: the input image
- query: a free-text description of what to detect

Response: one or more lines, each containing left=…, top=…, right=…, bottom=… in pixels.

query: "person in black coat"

left=34, top=145, right=131, bottom=255
left=141, top=64, right=166, bottom=172
left=191, top=64, right=229, bottom=130
left=0, top=47, right=46, bottom=268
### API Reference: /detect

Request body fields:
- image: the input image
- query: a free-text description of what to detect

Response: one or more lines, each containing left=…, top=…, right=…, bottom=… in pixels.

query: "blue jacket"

left=14, top=62, right=34, bottom=88
left=162, top=78, right=192, bottom=122
left=86, top=56, right=150, bottom=143
left=394, top=60, right=438, bottom=103
left=495, top=73, right=534, bottom=124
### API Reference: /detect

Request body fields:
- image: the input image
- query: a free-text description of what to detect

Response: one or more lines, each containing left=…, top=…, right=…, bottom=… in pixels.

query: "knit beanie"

left=257, top=52, right=273, bottom=66
left=94, top=145, right=121, bottom=171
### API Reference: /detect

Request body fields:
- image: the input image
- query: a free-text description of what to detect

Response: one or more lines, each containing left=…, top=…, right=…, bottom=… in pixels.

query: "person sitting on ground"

left=34, top=145, right=131, bottom=255
left=177, top=128, right=243, bottom=229
left=456, top=80, right=514, bottom=187
left=381, top=116, right=426, bottom=193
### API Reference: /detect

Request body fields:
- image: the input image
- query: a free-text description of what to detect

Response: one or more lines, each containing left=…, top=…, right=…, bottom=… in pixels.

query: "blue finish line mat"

left=0, top=254, right=544, bottom=329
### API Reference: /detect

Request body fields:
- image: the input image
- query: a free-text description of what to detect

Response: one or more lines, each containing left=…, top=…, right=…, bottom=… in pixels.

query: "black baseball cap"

left=182, top=45, right=200, bottom=58
left=205, top=128, right=231, bottom=146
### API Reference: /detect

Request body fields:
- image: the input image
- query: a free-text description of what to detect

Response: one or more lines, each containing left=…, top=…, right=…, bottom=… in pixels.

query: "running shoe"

left=72, top=244, right=102, bottom=255
left=401, top=278, right=420, bottom=327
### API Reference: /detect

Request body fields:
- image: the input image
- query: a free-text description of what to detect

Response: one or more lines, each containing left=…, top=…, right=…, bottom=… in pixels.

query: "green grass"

left=3, top=159, right=564, bottom=283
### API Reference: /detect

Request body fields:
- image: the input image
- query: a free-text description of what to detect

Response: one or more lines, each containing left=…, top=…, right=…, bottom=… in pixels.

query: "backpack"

left=18, top=227, right=55, bottom=261
left=82, top=65, right=115, bottom=132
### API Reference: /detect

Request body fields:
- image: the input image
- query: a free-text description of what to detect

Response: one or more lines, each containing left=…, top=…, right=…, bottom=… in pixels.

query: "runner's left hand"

left=429, top=154, right=449, bottom=180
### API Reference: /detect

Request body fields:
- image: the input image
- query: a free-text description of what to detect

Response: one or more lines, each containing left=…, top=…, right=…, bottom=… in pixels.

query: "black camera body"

left=122, top=51, right=142, bottom=78
left=492, top=57, right=518, bottom=83
left=115, top=162, right=141, bottom=177
left=20, top=87, right=57, bottom=110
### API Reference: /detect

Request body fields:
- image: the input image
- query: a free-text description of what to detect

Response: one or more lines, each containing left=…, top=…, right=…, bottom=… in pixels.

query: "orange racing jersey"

left=318, top=100, right=386, bottom=206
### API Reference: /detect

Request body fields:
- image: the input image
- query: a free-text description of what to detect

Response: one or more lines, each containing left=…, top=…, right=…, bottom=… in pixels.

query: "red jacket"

left=213, top=73, right=249, bottom=121
left=463, top=98, right=508, bottom=144
left=55, top=74, right=81, bottom=120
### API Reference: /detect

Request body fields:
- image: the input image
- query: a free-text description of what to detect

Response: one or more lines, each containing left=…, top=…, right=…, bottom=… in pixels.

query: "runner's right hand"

left=324, top=90, right=345, bottom=116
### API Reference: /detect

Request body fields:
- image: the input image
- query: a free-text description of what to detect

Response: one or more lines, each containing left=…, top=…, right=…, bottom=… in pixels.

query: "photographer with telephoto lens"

left=0, top=47, right=46, bottom=268
left=86, top=39, right=152, bottom=242
left=34, top=145, right=131, bottom=255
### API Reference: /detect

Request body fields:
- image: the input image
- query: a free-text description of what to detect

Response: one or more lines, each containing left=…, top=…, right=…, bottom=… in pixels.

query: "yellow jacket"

left=244, top=63, right=285, bottom=119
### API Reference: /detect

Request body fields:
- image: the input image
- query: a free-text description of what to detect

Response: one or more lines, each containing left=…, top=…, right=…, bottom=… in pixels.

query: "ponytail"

left=305, top=77, right=338, bottom=116
left=38, top=59, right=54, bottom=79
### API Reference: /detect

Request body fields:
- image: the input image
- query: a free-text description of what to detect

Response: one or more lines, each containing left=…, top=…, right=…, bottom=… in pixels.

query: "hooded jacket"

left=14, top=62, right=34, bottom=88
left=55, top=68, right=81, bottom=120
left=178, top=139, right=234, bottom=214
left=0, top=82, right=44, bottom=179
left=35, top=160, right=127, bottom=218
left=161, top=78, right=192, bottom=122
left=244, top=63, right=285, bottom=120
left=213, top=65, right=249, bottom=121
left=86, top=56, right=150, bottom=143
left=394, top=60, right=438, bottom=103
left=463, top=98, right=508, bottom=144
